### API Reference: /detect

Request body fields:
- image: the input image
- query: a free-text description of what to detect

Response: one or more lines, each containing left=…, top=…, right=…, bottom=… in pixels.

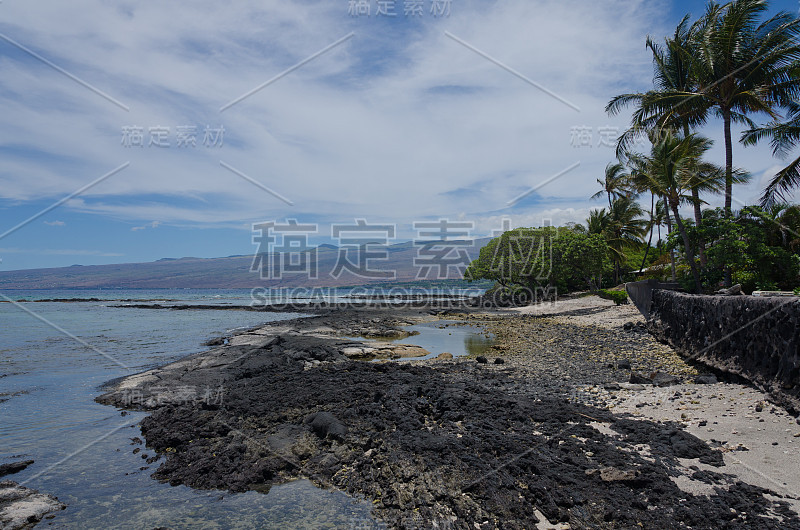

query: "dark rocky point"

left=651, top=372, right=680, bottom=387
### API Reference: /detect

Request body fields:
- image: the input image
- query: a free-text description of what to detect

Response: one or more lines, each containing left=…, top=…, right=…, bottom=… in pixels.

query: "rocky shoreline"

left=0, top=460, right=66, bottom=529
left=96, top=298, right=800, bottom=529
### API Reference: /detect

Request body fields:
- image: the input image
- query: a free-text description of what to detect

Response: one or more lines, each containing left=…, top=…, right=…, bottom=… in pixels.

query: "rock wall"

left=648, top=290, right=800, bottom=414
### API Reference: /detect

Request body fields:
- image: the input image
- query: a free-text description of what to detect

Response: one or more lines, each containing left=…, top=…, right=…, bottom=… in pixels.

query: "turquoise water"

left=0, top=289, right=382, bottom=529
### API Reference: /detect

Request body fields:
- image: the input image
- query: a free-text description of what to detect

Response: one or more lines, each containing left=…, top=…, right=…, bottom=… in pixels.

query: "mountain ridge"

left=0, top=238, right=491, bottom=289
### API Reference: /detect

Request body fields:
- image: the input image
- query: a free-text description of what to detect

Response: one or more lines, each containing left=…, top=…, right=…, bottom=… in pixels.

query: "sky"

left=1, top=0, right=799, bottom=270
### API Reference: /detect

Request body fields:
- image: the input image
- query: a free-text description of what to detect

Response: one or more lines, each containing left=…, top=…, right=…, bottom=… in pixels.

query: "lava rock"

left=630, top=372, right=652, bottom=385
left=493, top=358, right=505, bottom=365
left=651, top=372, right=679, bottom=387
left=476, top=356, right=488, bottom=364
left=305, top=411, right=347, bottom=440
left=0, top=460, right=34, bottom=478
left=715, top=284, right=743, bottom=296
left=694, top=374, right=718, bottom=385
left=617, top=359, right=632, bottom=370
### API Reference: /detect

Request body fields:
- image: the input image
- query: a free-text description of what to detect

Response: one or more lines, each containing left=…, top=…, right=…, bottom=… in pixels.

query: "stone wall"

left=648, top=290, right=800, bottom=414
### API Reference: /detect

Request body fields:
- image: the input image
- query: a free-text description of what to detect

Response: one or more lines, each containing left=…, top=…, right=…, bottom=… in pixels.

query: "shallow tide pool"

left=0, top=293, right=382, bottom=529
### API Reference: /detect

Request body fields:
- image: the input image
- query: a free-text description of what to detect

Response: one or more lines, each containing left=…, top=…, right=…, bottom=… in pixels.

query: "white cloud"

left=131, top=220, right=161, bottom=231
left=0, top=0, right=787, bottom=241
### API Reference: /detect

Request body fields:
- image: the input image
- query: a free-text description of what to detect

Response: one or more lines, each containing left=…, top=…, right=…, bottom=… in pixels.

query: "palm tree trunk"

left=663, top=199, right=676, bottom=281
left=639, top=192, right=655, bottom=273
left=723, top=109, right=733, bottom=214
left=691, top=187, right=707, bottom=267
left=722, top=109, right=734, bottom=287
left=671, top=202, right=702, bottom=293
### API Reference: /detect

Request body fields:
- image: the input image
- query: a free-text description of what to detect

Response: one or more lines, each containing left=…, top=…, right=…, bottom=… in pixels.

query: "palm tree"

left=640, top=130, right=719, bottom=292
left=608, top=14, right=701, bottom=156
left=587, top=208, right=609, bottom=236
left=654, top=198, right=667, bottom=247
left=609, top=15, right=709, bottom=266
left=610, top=0, right=800, bottom=214
left=743, top=101, right=800, bottom=206
left=591, top=162, right=631, bottom=208
left=588, top=198, right=647, bottom=285
left=626, top=150, right=687, bottom=280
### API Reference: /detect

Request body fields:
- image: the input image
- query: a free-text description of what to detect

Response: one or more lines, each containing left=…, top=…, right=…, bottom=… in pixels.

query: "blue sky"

left=1, top=0, right=799, bottom=270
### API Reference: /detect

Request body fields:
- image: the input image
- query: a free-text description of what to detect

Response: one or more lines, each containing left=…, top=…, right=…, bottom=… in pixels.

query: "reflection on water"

left=383, top=320, right=495, bottom=360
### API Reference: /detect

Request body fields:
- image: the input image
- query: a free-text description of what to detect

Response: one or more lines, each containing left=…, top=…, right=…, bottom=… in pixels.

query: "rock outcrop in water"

left=97, top=306, right=800, bottom=529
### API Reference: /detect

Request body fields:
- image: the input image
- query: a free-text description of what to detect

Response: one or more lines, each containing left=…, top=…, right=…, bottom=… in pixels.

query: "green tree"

left=587, top=196, right=646, bottom=285
left=465, top=226, right=611, bottom=297
left=677, top=206, right=800, bottom=291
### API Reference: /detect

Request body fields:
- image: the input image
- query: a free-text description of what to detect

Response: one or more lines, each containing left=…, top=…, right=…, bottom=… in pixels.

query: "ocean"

left=0, top=288, right=488, bottom=529
left=0, top=289, right=380, bottom=529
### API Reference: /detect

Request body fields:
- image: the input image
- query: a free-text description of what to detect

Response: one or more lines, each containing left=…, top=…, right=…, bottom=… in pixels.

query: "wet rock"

left=476, top=356, right=488, bottom=364
left=0, top=461, right=33, bottom=478
left=204, top=337, right=225, bottom=346
left=0, top=480, right=66, bottom=529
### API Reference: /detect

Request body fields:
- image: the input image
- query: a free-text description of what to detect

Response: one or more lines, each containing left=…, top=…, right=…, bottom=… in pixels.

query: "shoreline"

left=96, top=297, right=800, bottom=528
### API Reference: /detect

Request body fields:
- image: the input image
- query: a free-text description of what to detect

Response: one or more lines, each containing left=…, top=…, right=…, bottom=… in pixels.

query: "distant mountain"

left=0, top=239, right=491, bottom=289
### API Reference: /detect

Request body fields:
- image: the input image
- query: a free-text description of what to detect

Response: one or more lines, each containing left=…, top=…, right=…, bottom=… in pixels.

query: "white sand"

left=513, top=295, right=800, bottom=516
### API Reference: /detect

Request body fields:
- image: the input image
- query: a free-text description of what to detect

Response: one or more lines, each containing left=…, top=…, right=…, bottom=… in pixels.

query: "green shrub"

left=598, top=289, right=628, bottom=305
